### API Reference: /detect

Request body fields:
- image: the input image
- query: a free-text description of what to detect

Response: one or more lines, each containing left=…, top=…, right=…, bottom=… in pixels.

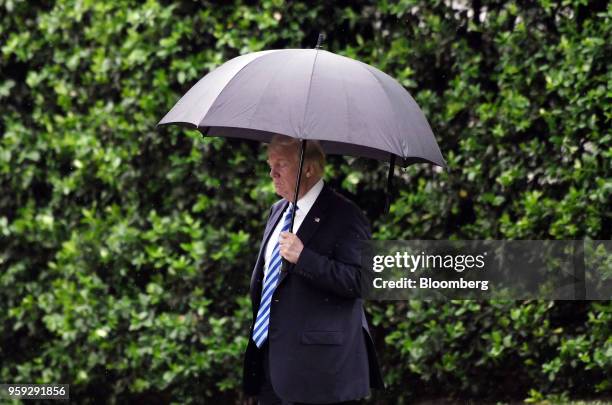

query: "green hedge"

left=1, top=0, right=610, bottom=403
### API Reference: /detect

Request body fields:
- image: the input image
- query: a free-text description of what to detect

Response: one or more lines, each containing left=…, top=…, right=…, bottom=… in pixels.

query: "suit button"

left=273, top=299, right=279, bottom=303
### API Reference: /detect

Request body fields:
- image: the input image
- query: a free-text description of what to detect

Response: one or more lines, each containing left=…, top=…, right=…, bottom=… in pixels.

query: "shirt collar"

left=293, top=178, right=324, bottom=214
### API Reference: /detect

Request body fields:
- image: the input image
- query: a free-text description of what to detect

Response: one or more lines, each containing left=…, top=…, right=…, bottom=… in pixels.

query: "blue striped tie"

left=252, top=203, right=296, bottom=348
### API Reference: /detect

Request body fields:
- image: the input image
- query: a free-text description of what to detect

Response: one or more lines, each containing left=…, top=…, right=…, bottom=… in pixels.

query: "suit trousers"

left=257, top=341, right=363, bottom=405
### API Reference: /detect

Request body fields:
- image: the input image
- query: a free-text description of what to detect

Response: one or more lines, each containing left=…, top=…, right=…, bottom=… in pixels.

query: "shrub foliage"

left=1, top=0, right=610, bottom=403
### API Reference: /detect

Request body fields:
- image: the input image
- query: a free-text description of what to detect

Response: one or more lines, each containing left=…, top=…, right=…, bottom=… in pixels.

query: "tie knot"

left=287, top=203, right=297, bottom=215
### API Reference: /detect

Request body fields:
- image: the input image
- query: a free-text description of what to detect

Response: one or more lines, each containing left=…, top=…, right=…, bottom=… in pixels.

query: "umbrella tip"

left=315, top=33, right=326, bottom=49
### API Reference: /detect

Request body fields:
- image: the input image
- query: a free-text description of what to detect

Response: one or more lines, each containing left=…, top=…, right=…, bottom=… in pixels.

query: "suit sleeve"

left=292, top=205, right=371, bottom=299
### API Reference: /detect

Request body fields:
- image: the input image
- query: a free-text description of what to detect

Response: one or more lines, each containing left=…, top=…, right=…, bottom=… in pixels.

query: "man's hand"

left=279, top=231, right=304, bottom=264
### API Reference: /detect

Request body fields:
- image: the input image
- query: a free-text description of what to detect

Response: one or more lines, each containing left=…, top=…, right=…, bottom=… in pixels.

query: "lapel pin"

left=314, top=217, right=320, bottom=222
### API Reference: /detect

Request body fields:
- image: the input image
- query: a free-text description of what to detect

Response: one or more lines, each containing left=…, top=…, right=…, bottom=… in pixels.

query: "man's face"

left=267, top=145, right=299, bottom=201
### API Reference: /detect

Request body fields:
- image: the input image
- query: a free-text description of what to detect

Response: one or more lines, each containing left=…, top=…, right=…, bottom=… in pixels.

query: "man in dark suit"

left=243, top=135, right=384, bottom=404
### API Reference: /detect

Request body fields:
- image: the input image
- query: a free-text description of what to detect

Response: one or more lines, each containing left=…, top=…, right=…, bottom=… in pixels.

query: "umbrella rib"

left=299, top=49, right=321, bottom=139
left=246, top=53, right=302, bottom=131
left=197, top=50, right=281, bottom=129
left=355, top=61, right=415, bottom=161
left=340, top=69, right=353, bottom=147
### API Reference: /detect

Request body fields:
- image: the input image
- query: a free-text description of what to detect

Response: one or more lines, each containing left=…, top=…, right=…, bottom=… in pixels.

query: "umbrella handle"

left=282, top=139, right=307, bottom=273
left=385, top=154, right=396, bottom=214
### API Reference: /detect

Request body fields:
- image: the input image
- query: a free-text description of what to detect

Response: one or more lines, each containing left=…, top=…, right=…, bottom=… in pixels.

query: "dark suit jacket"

left=242, top=184, right=385, bottom=403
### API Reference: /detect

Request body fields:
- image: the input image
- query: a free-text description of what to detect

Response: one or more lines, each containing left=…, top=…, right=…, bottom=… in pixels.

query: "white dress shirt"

left=263, top=178, right=324, bottom=281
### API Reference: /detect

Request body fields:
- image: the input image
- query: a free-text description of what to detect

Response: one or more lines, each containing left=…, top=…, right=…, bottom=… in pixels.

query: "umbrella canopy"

left=157, top=47, right=446, bottom=168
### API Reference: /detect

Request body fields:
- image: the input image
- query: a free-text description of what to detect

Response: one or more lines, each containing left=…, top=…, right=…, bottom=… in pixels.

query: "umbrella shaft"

left=290, top=139, right=307, bottom=230
left=282, top=139, right=307, bottom=273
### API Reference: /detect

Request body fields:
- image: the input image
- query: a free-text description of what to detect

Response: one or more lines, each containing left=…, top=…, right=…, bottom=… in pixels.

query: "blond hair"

left=268, top=134, right=326, bottom=176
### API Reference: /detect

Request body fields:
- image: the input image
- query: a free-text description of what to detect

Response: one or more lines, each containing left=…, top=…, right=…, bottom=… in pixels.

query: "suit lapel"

left=277, top=185, right=333, bottom=286
left=295, top=184, right=332, bottom=246
left=263, top=200, right=289, bottom=249
left=250, top=200, right=289, bottom=304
